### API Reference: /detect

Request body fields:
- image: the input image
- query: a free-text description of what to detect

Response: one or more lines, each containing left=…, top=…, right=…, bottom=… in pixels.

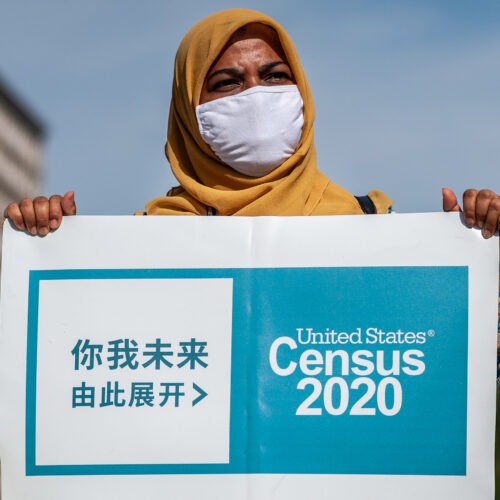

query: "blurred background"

left=0, top=0, right=499, bottom=216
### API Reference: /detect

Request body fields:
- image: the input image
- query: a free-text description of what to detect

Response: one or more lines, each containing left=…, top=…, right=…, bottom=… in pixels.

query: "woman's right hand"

left=3, top=191, right=77, bottom=236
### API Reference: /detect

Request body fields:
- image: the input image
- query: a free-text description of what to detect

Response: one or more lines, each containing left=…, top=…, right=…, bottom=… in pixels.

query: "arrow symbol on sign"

left=192, top=383, right=207, bottom=407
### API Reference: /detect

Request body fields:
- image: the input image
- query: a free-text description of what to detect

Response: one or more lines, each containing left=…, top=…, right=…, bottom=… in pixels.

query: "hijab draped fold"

left=145, top=8, right=392, bottom=216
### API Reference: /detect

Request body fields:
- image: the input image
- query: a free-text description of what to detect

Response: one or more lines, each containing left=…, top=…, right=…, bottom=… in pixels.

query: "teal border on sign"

left=26, top=268, right=250, bottom=477
left=26, top=267, right=468, bottom=476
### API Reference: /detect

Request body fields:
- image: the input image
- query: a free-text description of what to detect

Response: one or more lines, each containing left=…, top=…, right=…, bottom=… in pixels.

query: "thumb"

left=442, top=187, right=461, bottom=212
left=61, top=191, right=77, bottom=215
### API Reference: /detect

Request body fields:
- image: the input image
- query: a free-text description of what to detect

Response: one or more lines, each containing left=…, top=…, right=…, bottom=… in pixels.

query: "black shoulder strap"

left=355, top=195, right=377, bottom=215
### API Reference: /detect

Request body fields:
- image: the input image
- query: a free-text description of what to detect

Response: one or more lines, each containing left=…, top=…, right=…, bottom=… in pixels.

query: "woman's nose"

left=242, top=74, right=262, bottom=92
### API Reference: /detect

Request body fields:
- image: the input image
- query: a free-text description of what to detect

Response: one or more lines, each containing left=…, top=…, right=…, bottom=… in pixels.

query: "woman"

left=4, top=8, right=500, bottom=236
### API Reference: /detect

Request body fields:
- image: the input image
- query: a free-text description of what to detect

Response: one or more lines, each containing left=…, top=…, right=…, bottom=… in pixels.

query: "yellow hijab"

left=145, top=8, right=392, bottom=216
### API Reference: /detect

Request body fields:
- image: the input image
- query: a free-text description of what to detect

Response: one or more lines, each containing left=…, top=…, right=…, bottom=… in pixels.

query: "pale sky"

left=1, top=0, right=499, bottom=215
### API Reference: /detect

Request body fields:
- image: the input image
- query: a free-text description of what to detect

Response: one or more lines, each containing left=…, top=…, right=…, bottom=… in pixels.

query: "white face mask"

left=195, top=85, right=304, bottom=177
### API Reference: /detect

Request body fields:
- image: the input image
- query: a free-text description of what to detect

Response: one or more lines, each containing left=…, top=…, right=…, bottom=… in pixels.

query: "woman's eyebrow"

left=258, top=61, right=291, bottom=73
left=206, top=67, right=244, bottom=83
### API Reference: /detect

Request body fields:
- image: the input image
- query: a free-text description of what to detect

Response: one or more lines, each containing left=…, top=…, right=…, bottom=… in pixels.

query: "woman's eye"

left=266, top=72, right=292, bottom=83
left=211, top=78, right=240, bottom=91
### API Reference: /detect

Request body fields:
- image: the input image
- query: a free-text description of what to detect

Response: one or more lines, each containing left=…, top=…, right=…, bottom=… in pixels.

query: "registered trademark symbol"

left=428, top=330, right=435, bottom=337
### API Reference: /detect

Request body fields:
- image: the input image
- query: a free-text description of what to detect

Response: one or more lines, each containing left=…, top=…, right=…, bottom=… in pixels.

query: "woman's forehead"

left=222, top=22, right=286, bottom=60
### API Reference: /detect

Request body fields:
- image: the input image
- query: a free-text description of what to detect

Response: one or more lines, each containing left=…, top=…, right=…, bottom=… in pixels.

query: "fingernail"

left=465, top=218, right=475, bottom=227
left=39, top=227, right=49, bottom=236
left=482, top=229, right=492, bottom=239
left=30, top=226, right=37, bottom=235
left=49, top=218, right=58, bottom=229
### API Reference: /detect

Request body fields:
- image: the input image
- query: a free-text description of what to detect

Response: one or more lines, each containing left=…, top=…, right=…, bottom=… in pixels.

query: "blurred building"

left=0, top=74, right=45, bottom=249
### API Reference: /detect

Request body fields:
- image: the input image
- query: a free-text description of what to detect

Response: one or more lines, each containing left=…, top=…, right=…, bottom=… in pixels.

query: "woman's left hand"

left=442, top=188, right=500, bottom=239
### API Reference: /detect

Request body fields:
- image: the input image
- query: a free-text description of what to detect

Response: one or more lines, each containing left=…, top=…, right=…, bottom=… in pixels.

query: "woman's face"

left=199, top=23, right=295, bottom=104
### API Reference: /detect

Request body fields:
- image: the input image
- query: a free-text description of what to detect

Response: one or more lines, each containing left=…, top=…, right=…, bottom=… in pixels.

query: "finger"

left=32, top=196, right=51, bottom=236
left=18, top=198, right=38, bottom=235
left=481, top=195, right=500, bottom=239
left=3, top=202, right=27, bottom=231
left=442, top=187, right=461, bottom=212
left=471, top=189, right=497, bottom=230
left=461, top=189, right=479, bottom=228
left=61, top=191, right=77, bottom=215
left=48, top=195, right=64, bottom=230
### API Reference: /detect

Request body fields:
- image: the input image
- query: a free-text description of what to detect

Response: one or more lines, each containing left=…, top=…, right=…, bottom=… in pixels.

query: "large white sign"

left=0, top=214, right=498, bottom=499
